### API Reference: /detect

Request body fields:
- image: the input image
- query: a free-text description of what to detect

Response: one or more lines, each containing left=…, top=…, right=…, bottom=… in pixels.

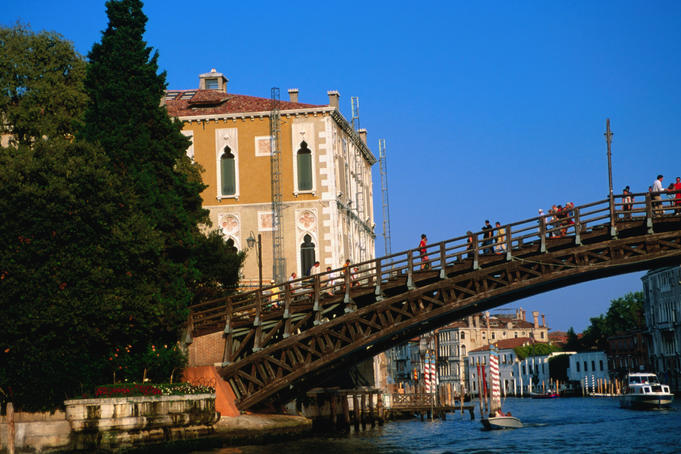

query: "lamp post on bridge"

left=247, top=231, right=263, bottom=290
left=604, top=118, right=616, bottom=237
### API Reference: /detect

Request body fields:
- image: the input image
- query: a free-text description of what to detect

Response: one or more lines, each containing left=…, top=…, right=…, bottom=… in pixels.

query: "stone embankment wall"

left=0, top=394, right=218, bottom=453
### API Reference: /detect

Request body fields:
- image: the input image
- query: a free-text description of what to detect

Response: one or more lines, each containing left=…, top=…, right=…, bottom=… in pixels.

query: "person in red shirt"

left=419, top=234, right=430, bottom=270
left=674, top=177, right=681, bottom=214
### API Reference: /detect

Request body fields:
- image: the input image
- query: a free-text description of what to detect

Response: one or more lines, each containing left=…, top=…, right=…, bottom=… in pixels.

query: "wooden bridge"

left=187, top=191, right=681, bottom=410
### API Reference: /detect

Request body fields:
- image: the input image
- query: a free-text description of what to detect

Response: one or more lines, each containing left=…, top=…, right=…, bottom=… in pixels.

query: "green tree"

left=0, top=24, right=87, bottom=145
left=579, top=291, right=645, bottom=351
left=514, top=343, right=561, bottom=361
left=0, top=139, right=167, bottom=410
left=81, top=0, right=208, bottom=339
left=565, top=327, right=581, bottom=351
left=191, top=231, right=245, bottom=305
left=548, top=353, right=570, bottom=382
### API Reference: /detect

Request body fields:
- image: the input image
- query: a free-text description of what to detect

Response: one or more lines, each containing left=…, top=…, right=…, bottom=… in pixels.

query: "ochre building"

left=165, top=70, right=376, bottom=287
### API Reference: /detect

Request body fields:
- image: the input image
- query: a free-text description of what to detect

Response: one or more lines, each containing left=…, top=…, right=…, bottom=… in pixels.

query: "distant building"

left=436, top=308, right=549, bottom=393
left=548, top=331, right=568, bottom=347
left=385, top=338, right=420, bottom=387
left=641, top=266, right=681, bottom=391
left=607, top=329, right=650, bottom=378
left=567, top=351, right=609, bottom=388
left=165, top=70, right=376, bottom=287
left=468, top=337, right=542, bottom=397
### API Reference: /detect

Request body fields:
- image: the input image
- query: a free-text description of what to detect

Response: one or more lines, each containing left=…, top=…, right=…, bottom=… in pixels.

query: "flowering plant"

left=82, top=382, right=214, bottom=399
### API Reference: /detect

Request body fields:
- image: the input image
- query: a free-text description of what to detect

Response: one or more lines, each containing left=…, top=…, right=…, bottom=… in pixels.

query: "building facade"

left=566, top=351, right=609, bottom=387
left=468, top=337, right=535, bottom=397
left=165, top=70, right=376, bottom=287
left=607, top=329, right=650, bottom=378
left=641, top=266, right=681, bottom=391
left=436, top=309, right=550, bottom=393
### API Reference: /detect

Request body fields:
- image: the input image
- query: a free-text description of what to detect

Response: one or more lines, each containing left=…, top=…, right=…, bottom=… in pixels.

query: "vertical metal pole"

left=257, top=233, right=263, bottom=290
left=605, top=118, right=616, bottom=238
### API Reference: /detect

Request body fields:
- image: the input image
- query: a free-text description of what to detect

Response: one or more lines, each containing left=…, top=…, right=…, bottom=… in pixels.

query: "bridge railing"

left=190, top=189, right=681, bottom=344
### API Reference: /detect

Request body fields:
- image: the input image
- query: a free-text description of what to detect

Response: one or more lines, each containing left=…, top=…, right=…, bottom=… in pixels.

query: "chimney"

left=467, top=316, right=473, bottom=327
left=198, top=68, right=228, bottom=93
left=327, top=90, right=340, bottom=109
left=288, top=88, right=299, bottom=103
left=474, top=314, right=480, bottom=328
left=532, top=311, right=539, bottom=329
left=541, top=314, right=546, bottom=327
left=358, top=128, right=367, bottom=144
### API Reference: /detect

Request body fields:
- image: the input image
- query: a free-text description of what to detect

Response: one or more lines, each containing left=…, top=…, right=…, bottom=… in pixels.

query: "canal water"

left=192, top=397, right=681, bottom=454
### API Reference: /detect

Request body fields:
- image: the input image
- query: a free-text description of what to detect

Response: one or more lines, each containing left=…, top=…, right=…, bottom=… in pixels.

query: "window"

left=584, top=361, right=588, bottom=371
left=461, top=331, right=465, bottom=340
left=205, top=78, right=218, bottom=90
left=297, top=141, right=313, bottom=191
left=522, top=365, right=526, bottom=375
left=599, top=360, right=604, bottom=371
left=220, top=146, right=236, bottom=196
left=576, top=361, right=580, bottom=372
left=591, top=360, right=595, bottom=371
left=300, top=235, right=316, bottom=276
left=541, top=331, right=545, bottom=339
left=514, top=332, right=518, bottom=338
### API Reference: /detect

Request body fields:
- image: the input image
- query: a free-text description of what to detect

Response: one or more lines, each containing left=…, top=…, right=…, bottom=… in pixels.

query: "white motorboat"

left=480, top=346, right=523, bottom=430
left=482, top=412, right=523, bottom=430
left=619, top=372, right=673, bottom=410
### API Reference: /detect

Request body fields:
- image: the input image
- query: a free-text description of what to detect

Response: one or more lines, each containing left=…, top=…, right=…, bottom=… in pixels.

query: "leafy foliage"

left=548, top=353, right=571, bottom=381
left=0, top=5, right=243, bottom=411
left=0, top=140, right=168, bottom=410
left=579, top=291, right=645, bottom=351
left=191, top=230, right=245, bottom=304
left=514, top=343, right=561, bottom=361
left=0, top=24, right=87, bottom=144
left=84, top=382, right=214, bottom=399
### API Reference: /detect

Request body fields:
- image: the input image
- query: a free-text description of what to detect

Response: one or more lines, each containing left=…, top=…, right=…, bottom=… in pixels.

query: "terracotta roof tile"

left=165, top=89, right=324, bottom=117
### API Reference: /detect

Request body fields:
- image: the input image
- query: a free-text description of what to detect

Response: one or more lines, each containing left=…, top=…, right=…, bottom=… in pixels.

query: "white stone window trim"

left=181, top=130, right=195, bottom=162
left=216, top=128, right=239, bottom=201
left=254, top=135, right=272, bottom=157
left=292, top=129, right=316, bottom=197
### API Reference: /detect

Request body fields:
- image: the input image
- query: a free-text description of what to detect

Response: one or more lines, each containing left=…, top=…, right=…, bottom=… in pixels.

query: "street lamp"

left=246, top=231, right=262, bottom=290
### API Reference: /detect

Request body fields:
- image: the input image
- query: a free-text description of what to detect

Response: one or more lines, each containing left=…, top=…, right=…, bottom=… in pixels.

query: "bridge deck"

left=187, top=192, right=681, bottom=410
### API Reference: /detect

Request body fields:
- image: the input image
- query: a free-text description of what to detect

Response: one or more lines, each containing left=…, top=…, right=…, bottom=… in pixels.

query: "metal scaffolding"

left=351, top=96, right=360, bottom=130
left=269, top=88, right=286, bottom=283
left=378, top=138, right=392, bottom=258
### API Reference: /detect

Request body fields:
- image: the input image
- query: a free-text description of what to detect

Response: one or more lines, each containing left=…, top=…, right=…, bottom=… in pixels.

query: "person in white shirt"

left=652, top=174, right=666, bottom=214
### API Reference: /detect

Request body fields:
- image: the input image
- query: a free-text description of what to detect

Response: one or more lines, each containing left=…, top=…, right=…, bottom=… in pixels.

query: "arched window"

left=297, top=141, right=312, bottom=191
left=221, top=146, right=235, bottom=196
left=300, top=234, right=316, bottom=276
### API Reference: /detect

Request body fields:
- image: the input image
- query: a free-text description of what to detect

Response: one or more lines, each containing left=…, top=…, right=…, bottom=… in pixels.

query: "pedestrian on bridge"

left=466, top=231, right=474, bottom=260
left=494, top=222, right=507, bottom=254
left=652, top=174, right=666, bottom=215
left=622, top=186, right=633, bottom=219
left=419, top=234, right=431, bottom=269
left=482, top=220, right=493, bottom=254
left=674, top=177, right=681, bottom=214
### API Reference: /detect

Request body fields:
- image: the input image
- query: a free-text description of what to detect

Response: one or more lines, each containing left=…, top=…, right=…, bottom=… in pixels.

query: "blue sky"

left=5, top=0, right=681, bottom=331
